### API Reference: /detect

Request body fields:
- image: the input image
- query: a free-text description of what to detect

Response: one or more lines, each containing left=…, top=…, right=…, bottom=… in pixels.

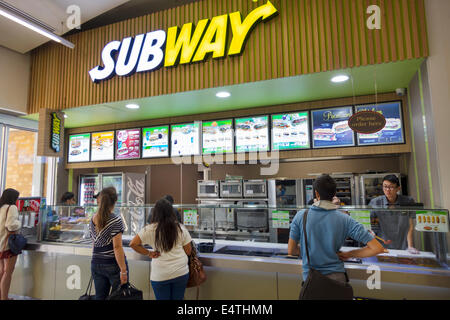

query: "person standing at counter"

left=0, top=188, right=21, bottom=300
left=90, top=187, right=128, bottom=300
left=288, top=175, right=384, bottom=297
left=130, top=198, right=192, bottom=300
left=369, top=175, right=419, bottom=254
left=60, top=192, right=76, bottom=205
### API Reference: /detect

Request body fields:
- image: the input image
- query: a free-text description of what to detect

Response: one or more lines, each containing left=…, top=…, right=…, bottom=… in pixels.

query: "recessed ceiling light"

left=331, top=75, right=350, bottom=83
left=126, top=103, right=140, bottom=109
left=216, top=91, right=231, bottom=98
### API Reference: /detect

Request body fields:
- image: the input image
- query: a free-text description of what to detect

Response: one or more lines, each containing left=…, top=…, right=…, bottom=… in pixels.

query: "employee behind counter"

left=369, top=174, right=419, bottom=254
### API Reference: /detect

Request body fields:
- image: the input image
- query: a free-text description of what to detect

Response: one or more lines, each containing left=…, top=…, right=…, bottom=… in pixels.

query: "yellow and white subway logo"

left=89, top=1, right=278, bottom=82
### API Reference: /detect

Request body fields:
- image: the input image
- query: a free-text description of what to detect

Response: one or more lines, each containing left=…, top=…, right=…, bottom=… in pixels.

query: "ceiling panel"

left=23, top=59, right=424, bottom=128
left=0, top=0, right=130, bottom=53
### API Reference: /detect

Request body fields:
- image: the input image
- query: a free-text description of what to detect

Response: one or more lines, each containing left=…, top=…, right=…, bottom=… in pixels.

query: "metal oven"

left=197, top=180, right=220, bottom=198
left=220, top=180, right=242, bottom=198
left=243, top=180, right=267, bottom=198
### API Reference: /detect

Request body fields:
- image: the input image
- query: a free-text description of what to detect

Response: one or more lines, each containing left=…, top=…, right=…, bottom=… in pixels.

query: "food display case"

left=31, top=204, right=450, bottom=300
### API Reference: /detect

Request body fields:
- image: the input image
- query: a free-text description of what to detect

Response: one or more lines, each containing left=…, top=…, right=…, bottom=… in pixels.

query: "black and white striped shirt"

left=90, top=214, right=124, bottom=264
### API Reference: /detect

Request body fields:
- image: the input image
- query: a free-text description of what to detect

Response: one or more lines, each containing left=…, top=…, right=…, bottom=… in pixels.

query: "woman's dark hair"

left=163, top=195, right=174, bottom=205
left=0, top=188, right=20, bottom=208
left=150, top=198, right=181, bottom=253
left=96, top=187, right=118, bottom=232
left=383, top=174, right=400, bottom=187
left=61, top=192, right=75, bottom=203
left=312, top=174, right=336, bottom=201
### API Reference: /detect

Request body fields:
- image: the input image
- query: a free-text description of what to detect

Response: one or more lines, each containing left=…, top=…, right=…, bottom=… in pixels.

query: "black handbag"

left=299, top=209, right=354, bottom=300
left=79, top=276, right=95, bottom=300
left=107, top=282, right=143, bottom=300
left=3, top=206, right=27, bottom=255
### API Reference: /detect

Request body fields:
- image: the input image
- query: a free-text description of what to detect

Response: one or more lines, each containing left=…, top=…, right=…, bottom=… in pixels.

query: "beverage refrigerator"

left=79, top=172, right=146, bottom=206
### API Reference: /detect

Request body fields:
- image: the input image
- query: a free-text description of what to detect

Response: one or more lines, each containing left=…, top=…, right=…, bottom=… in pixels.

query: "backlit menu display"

left=115, top=129, right=141, bottom=160
left=142, top=126, right=169, bottom=158
left=202, top=119, right=233, bottom=154
left=356, top=102, right=404, bottom=146
left=312, top=106, right=355, bottom=148
left=91, top=131, right=114, bottom=161
left=68, top=133, right=90, bottom=162
left=272, top=112, right=310, bottom=150
left=171, top=122, right=201, bottom=156
left=235, top=116, right=269, bottom=152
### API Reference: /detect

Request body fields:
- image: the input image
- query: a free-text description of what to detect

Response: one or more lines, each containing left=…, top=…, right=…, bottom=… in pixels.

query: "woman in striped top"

left=90, top=187, right=128, bottom=300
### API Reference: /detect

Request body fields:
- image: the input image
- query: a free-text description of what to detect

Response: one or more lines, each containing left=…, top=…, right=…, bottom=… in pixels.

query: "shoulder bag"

left=107, top=282, right=143, bottom=300
left=187, top=240, right=207, bottom=299
left=79, top=276, right=95, bottom=300
left=2, top=205, right=27, bottom=255
left=299, top=209, right=354, bottom=300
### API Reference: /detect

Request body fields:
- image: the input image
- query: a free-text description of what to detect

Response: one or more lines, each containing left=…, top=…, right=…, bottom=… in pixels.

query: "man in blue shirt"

left=288, top=174, right=384, bottom=284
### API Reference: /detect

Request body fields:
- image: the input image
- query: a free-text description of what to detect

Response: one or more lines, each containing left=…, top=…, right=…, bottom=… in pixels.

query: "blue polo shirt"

left=289, top=202, right=374, bottom=281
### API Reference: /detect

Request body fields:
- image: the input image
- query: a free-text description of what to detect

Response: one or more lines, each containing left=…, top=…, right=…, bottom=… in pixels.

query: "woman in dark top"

left=90, top=187, right=128, bottom=300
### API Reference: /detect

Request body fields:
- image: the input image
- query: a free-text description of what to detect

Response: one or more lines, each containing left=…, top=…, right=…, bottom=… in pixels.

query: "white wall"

left=0, top=45, right=30, bottom=114
left=424, top=0, right=450, bottom=209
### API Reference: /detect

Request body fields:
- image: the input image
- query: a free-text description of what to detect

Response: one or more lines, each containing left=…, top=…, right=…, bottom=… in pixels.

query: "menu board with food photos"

left=68, top=133, right=90, bottom=162
left=142, top=126, right=169, bottom=158
left=115, top=129, right=141, bottom=160
left=356, top=102, right=404, bottom=146
left=272, top=112, right=310, bottom=150
left=312, top=106, right=355, bottom=148
left=235, top=116, right=269, bottom=152
left=202, top=119, right=234, bottom=154
left=171, top=122, right=201, bottom=156
left=91, top=131, right=114, bottom=161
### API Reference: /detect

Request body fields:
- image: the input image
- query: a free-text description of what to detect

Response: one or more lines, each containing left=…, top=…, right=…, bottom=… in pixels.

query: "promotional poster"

left=356, top=102, right=404, bottom=145
left=235, top=116, right=269, bottom=152
left=142, top=126, right=169, bottom=158
left=171, top=122, right=201, bottom=156
left=312, top=106, right=355, bottom=148
left=116, top=129, right=141, bottom=160
left=91, top=131, right=114, bottom=161
left=272, top=112, right=310, bottom=150
left=202, top=119, right=233, bottom=154
left=68, top=133, right=90, bottom=162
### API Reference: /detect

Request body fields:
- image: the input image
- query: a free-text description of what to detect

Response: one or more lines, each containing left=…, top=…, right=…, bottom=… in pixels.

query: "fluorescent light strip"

left=0, top=8, right=75, bottom=49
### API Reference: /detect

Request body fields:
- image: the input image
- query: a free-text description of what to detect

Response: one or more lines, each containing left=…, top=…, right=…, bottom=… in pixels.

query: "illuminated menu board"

left=202, top=119, right=233, bottom=154
left=142, top=126, right=169, bottom=158
left=311, top=106, right=355, bottom=148
left=272, top=112, right=310, bottom=150
left=115, top=129, right=141, bottom=160
left=235, top=116, right=269, bottom=152
left=356, top=102, right=404, bottom=146
left=171, top=122, right=201, bottom=156
left=68, top=133, right=90, bottom=162
left=91, top=131, right=114, bottom=161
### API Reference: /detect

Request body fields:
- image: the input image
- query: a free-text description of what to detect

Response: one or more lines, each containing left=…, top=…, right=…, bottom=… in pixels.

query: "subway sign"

left=89, top=1, right=278, bottom=83
left=50, top=112, right=62, bottom=153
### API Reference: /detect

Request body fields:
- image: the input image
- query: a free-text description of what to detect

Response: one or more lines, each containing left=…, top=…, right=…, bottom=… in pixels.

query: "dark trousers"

left=91, top=261, right=129, bottom=300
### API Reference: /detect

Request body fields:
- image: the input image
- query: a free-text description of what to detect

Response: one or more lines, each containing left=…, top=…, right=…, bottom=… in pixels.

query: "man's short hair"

left=313, top=174, right=336, bottom=201
left=383, top=174, right=400, bottom=187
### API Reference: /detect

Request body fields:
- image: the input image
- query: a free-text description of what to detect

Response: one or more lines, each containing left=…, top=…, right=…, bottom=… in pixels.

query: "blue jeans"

left=151, top=273, right=189, bottom=300
left=91, top=261, right=129, bottom=300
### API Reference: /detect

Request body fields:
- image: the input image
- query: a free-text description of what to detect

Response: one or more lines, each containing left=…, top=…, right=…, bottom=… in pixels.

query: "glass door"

left=102, top=174, right=123, bottom=204
left=80, top=175, right=99, bottom=206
